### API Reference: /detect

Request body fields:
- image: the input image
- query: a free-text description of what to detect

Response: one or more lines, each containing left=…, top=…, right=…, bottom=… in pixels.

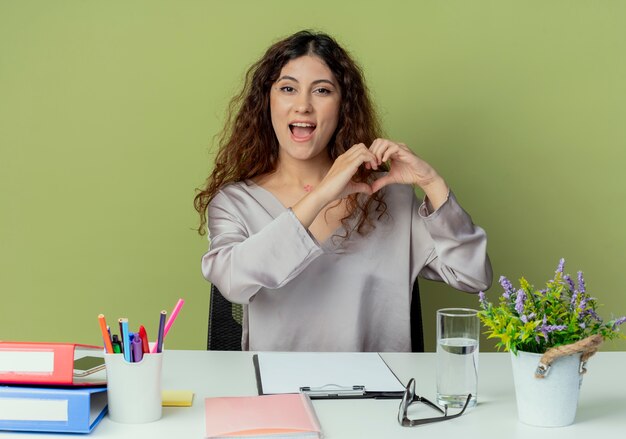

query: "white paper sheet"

left=256, top=352, right=405, bottom=396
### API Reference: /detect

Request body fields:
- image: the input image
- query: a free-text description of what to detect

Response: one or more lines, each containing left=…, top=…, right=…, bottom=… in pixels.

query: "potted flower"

left=477, top=259, right=625, bottom=427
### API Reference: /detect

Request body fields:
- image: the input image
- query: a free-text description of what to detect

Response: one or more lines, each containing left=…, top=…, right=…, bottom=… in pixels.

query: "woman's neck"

left=271, top=154, right=332, bottom=189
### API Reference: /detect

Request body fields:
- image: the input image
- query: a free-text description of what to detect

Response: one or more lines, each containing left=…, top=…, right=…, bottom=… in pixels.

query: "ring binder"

left=299, top=384, right=366, bottom=397
left=0, top=342, right=106, bottom=386
left=0, top=386, right=108, bottom=433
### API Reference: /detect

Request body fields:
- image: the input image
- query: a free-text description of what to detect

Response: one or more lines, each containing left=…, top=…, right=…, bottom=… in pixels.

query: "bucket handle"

left=534, top=334, right=603, bottom=379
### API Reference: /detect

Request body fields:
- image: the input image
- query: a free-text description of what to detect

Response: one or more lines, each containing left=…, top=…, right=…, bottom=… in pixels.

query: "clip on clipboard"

left=300, top=384, right=366, bottom=398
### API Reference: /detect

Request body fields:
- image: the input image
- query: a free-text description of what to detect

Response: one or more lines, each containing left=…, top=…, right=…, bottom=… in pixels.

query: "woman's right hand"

left=291, top=144, right=378, bottom=228
left=316, top=143, right=379, bottom=203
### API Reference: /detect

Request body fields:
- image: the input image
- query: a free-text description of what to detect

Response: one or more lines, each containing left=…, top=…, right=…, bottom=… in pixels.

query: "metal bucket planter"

left=509, top=335, right=602, bottom=427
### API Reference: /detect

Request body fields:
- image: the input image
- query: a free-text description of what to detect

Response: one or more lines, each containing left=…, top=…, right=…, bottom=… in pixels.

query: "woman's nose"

left=294, top=94, right=313, bottom=113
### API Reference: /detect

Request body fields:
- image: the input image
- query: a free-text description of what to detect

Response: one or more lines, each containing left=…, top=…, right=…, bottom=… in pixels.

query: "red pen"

left=138, top=325, right=150, bottom=353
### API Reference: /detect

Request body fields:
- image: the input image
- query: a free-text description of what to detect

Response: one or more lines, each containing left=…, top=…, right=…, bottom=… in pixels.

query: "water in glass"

left=436, top=337, right=478, bottom=408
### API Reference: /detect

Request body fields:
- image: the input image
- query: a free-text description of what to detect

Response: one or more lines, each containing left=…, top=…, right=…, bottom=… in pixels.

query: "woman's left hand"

left=368, top=138, right=449, bottom=209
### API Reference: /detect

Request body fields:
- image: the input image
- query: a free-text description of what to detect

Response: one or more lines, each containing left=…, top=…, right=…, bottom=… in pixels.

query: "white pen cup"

left=104, top=352, right=163, bottom=423
left=436, top=308, right=479, bottom=408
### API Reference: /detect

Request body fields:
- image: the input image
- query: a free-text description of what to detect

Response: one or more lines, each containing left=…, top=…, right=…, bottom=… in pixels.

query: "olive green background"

left=1, top=1, right=625, bottom=351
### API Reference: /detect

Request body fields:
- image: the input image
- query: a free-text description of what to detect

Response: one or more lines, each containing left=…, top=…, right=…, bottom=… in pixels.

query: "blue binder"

left=0, top=386, right=107, bottom=433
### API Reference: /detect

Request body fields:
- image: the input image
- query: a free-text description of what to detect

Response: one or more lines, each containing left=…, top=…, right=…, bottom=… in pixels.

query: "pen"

left=163, top=299, right=184, bottom=340
left=118, top=319, right=125, bottom=352
left=120, top=318, right=131, bottom=362
left=152, top=310, right=167, bottom=353
left=132, top=335, right=143, bottom=363
left=111, top=335, right=122, bottom=353
left=128, top=332, right=135, bottom=360
left=97, top=314, right=114, bottom=354
left=138, top=325, right=150, bottom=353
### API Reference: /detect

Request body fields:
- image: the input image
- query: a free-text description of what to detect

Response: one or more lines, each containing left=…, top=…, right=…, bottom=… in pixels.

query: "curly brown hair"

left=194, top=30, right=387, bottom=236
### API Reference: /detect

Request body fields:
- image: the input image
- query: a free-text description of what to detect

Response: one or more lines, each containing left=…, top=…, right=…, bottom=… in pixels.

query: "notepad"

left=204, top=393, right=321, bottom=438
left=162, top=390, right=194, bottom=407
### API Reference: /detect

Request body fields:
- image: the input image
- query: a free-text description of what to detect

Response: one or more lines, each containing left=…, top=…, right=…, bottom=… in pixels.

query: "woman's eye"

left=279, top=86, right=295, bottom=93
left=314, top=88, right=331, bottom=95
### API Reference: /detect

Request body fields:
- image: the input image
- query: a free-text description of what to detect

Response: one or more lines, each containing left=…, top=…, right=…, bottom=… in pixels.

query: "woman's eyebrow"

left=276, top=76, right=336, bottom=87
left=276, top=75, right=298, bottom=82
left=311, top=79, right=336, bottom=87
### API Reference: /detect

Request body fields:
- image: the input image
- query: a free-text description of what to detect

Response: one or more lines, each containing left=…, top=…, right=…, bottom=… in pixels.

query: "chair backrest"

left=207, top=284, right=244, bottom=350
left=207, top=281, right=425, bottom=352
left=410, top=280, right=424, bottom=353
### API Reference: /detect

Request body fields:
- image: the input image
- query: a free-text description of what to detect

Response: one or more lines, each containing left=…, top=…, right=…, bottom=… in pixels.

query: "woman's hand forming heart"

left=367, top=138, right=449, bottom=210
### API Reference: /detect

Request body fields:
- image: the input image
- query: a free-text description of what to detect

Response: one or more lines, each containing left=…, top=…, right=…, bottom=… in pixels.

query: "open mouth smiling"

left=289, top=122, right=317, bottom=140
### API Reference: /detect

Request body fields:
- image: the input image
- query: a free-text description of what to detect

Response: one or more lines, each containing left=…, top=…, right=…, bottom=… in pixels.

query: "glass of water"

left=436, top=308, right=479, bottom=408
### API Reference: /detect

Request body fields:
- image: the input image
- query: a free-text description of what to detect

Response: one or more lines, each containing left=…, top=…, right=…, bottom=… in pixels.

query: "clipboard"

left=253, top=352, right=406, bottom=399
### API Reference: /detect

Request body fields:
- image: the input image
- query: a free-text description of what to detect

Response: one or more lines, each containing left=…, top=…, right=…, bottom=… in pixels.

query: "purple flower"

left=579, top=322, right=586, bottom=329
left=578, top=298, right=588, bottom=313
left=570, top=291, right=578, bottom=308
left=545, top=325, right=567, bottom=332
left=587, top=308, right=602, bottom=321
left=499, top=276, right=515, bottom=299
left=556, top=258, right=565, bottom=274
left=577, top=271, right=586, bottom=293
left=539, top=315, right=548, bottom=337
left=563, top=275, right=576, bottom=292
left=478, top=291, right=487, bottom=307
left=612, top=316, right=626, bottom=330
left=539, top=315, right=567, bottom=339
left=521, top=315, right=528, bottom=323
left=515, top=290, right=526, bottom=315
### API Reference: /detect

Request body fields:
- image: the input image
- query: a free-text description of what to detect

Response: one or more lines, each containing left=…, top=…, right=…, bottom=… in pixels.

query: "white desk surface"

left=2, top=351, right=625, bottom=438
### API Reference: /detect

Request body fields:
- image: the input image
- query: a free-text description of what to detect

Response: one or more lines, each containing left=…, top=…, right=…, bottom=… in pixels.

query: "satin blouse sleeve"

left=414, top=191, right=493, bottom=292
left=201, top=191, right=323, bottom=304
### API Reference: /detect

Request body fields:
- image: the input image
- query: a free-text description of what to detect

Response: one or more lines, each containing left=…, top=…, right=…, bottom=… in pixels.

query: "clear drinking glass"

left=436, top=308, right=479, bottom=408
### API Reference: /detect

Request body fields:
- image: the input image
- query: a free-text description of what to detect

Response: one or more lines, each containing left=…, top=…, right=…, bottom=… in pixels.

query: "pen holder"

left=104, top=352, right=163, bottom=424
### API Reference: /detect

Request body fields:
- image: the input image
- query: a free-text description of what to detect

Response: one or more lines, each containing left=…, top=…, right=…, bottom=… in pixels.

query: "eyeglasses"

left=397, top=378, right=472, bottom=427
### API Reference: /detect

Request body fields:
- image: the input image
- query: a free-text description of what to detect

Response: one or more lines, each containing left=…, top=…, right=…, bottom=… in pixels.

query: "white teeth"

left=291, top=122, right=315, bottom=128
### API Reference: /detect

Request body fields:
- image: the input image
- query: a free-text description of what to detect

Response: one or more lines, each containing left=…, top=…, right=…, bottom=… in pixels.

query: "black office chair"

left=207, top=284, right=244, bottom=351
left=410, top=280, right=424, bottom=353
left=207, top=281, right=425, bottom=352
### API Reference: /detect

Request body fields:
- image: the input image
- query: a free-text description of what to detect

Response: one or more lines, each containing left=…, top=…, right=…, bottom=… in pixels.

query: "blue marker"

left=119, top=318, right=131, bottom=362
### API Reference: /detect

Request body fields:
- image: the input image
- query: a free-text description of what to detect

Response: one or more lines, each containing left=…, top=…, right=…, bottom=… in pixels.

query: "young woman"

left=195, top=30, right=492, bottom=352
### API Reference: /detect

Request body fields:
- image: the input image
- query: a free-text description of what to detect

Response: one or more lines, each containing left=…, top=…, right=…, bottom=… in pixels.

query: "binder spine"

left=0, top=386, right=107, bottom=433
left=0, top=342, right=104, bottom=386
left=0, top=342, right=74, bottom=385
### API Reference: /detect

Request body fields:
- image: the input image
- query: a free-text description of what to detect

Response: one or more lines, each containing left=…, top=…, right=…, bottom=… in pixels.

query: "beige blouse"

left=202, top=180, right=492, bottom=352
